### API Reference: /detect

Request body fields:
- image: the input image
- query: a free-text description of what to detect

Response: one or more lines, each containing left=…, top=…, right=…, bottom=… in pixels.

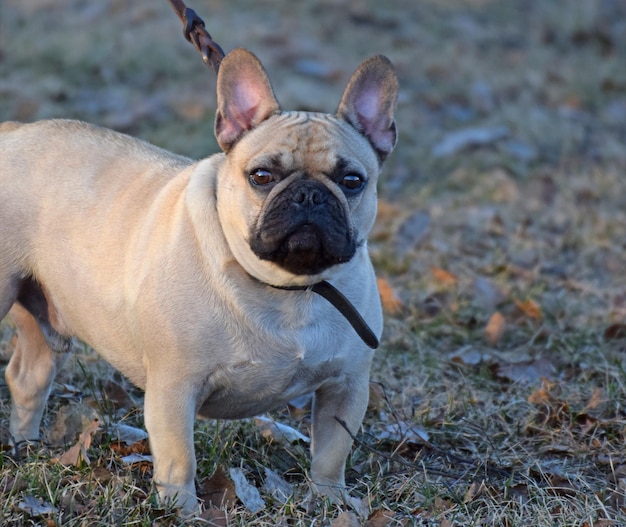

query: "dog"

left=0, top=47, right=398, bottom=513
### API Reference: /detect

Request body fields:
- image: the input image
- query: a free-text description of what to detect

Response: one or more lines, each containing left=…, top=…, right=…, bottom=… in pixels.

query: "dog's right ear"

left=215, top=48, right=280, bottom=152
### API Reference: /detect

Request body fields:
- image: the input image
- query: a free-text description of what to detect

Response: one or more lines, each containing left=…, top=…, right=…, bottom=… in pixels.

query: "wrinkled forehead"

left=233, top=111, right=379, bottom=175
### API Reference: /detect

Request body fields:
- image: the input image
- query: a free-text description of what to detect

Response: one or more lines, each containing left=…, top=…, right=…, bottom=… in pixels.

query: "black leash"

left=166, top=0, right=225, bottom=73
left=272, top=281, right=380, bottom=350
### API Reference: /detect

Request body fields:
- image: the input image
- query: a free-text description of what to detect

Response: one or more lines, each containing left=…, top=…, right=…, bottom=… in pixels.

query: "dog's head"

left=214, top=48, right=398, bottom=287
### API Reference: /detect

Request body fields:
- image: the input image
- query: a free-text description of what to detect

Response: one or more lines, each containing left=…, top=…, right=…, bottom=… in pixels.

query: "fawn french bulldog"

left=0, top=48, right=398, bottom=512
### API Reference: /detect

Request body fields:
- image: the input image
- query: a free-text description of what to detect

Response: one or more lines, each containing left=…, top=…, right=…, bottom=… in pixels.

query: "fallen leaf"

left=100, top=379, right=135, bottom=409
left=365, top=509, right=396, bottom=527
left=45, top=402, right=99, bottom=445
left=254, top=415, right=310, bottom=445
left=473, top=276, right=506, bottom=309
left=485, top=312, right=506, bottom=345
left=496, top=357, right=556, bottom=384
left=498, top=358, right=556, bottom=384
left=110, top=439, right=150, bottom=457
left=262, top=467, right=293, bottom=504
left=199, top=507, right=229, bottom=526
left=431, top=267, right=458, bottom=287
left=330, top=511, right=361, bottom=527
left=55, top=419, right=100, bottom=466
left=514, top=298, right=543, bottom=319
left=449, top=346, right=488, bottom=366
left=229, top=467, right=265, bottom=513
left=120, top=453, right=153, bottom=465
left=395, top=210, right=430, bottom=254
left=110, top=423, right=149, bottom=445
left=368, top=382, right=386, bottom=412
left=583, top=387, right=605, bottom=412
left=464, top=480, right=487, bottom=503
left=432, top=496, right=455, bottom=512
left=377, top=277, right=404, bottom=314
left=432, top=126, right=509, bottom=157
left=17, top=495, right=57, bottom=517
left=375, top=421, right=429, bottom=444
left=527, top=379, right=555, bottom=405
left=604, top=323, right=626, bottom=340
left=199, top=465, right=237, bottom=509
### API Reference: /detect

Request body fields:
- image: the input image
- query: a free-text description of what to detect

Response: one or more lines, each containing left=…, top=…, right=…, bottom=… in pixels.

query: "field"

left=1, top=0, right=625, bottom=525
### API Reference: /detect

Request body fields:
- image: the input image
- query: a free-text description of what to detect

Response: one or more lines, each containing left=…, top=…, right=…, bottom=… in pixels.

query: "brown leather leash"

left=166, top=0, right=225, bottom=73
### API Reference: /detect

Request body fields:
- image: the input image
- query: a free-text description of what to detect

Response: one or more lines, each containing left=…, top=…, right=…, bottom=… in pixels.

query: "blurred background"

left=1, top=0, right=624, bottom=185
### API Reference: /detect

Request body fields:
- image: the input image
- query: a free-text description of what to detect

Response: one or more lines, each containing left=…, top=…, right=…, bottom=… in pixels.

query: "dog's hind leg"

left=5, top=302, right=67, bottom=443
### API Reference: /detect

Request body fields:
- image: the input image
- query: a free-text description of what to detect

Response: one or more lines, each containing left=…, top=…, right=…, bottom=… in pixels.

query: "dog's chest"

left=195, top=295, right=353, bottom=419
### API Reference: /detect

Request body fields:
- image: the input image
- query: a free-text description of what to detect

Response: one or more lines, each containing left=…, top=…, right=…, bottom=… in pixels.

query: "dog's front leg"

left=309, top=372, right=370, bottom=499
left=144, top=372, right=198, bottom=513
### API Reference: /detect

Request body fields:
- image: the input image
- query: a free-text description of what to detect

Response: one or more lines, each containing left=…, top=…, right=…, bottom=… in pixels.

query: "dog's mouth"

left=249, top=182, right=357, bottom=275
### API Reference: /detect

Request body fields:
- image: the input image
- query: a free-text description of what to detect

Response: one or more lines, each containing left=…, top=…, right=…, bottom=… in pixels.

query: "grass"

left=1, top=0, right=625, bottom=525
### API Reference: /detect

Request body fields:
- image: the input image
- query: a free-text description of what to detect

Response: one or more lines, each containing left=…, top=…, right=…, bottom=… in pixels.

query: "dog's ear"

left=337, top=55, right=399, bottom=162
left=215, top=48, right=280, bottom=151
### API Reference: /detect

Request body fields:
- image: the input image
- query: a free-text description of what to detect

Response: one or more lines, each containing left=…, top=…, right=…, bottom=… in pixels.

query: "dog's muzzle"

left=249, top=180, right=356, bottom=275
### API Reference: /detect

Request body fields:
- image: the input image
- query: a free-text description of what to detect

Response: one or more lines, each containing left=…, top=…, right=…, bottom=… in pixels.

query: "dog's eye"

left=249, top=169, right=274, bottom=186
left=341, top=174, right=364, bottom=191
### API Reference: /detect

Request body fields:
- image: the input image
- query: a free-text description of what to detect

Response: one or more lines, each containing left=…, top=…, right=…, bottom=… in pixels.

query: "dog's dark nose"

left=292, top=181, right=327, bottom=206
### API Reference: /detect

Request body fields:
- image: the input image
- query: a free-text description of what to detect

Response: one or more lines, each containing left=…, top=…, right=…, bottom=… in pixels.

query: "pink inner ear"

left=232, top=83, right=263, bottom=130
left=356, top=86, right=381, bottom=121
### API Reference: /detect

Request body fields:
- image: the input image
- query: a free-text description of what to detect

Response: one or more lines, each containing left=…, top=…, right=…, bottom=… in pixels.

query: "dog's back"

left=0, top=121, right=24, bottom=134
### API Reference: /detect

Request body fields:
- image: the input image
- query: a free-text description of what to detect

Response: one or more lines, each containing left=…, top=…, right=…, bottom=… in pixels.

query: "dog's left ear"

left=215, top=48, right=280, bottom=151
left=337, top=55, right=399, bottom=161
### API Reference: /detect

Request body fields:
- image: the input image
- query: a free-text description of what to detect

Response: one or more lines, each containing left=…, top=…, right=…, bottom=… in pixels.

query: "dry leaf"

left=473, top=276, right=506, bottom=309
left=17, top=495, right=58, bottom=517
left=449, top=346, right=488, bottom=366
left=485, top=311, right=506, bottom=345
left=229, top=467, right=265, bottom=513
left=368, top=382, right=386, bottom=412
left=463, top=480, right=487, bottom=503
left=199, top=465, right=237, bottom=509
left=375, top=421, right=429, bottom=444
left=514, top=298, right=543, bottom=319
left=262, top=467, right=293, bottom=504
left=377, top=277, right=404, bottom=314
left=395, top=210, right=430, bottom=254
left=365, top=509, right=396, bottom=527
left=120, top=453, right=153, bottom=465
left=199, top=507, right=229, bottom=526
left=527, top=384, right=553, bottom=405
left=110, top=439, right=150, bottom=457
left=254, top=415, right=310, bottom=445
left=101, top=379, right=135, bottom=409
left=110, top=423, right=149, bottom=445
left=431, top=267, right=458, bottom=287
left=55, top=419, right=100, bottom=466
left=604, top=323, right=626, bottom=340
left=498, top=358, right=556, bottom=384
left=330, top=511, right=361, bottom=527
left=583, top=387, right=605, bottom=411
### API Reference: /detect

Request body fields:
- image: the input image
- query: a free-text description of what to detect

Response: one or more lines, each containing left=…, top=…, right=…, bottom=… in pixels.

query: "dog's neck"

left=266, top=281, right=379, bottom=350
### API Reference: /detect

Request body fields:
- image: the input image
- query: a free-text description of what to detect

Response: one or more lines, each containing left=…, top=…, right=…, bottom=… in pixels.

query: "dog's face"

left=213, top=49, right=398, bottom=286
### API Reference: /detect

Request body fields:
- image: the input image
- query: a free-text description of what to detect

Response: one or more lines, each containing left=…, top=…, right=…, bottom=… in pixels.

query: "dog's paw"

left=303, top=481, right=368, bottom=517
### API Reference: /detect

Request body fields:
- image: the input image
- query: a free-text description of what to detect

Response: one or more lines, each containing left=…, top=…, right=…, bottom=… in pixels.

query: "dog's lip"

left=286, top=224, right=321, bottom=252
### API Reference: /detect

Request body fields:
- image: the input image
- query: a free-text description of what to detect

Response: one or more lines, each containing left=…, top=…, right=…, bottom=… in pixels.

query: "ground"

left=0, top=0, right=625, bottom=525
